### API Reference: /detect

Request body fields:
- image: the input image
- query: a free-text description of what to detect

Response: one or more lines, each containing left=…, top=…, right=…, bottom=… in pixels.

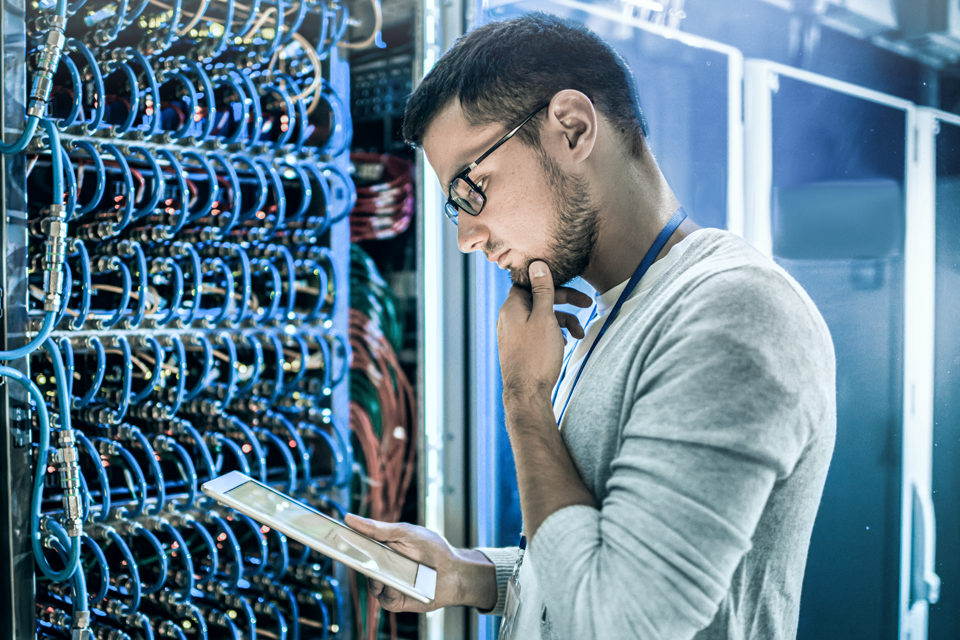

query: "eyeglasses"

left=444, top=103, right=549, bottom=225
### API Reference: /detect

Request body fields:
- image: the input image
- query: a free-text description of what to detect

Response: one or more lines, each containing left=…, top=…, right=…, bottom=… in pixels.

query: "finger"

left=554, top=286, right=593, bottom=309
left=555, top=311, right=585, bottom=339
left=377, top=585, right=407, bottom=612
left=345, top=513, right=407, bottom=542
left=367, top=576, right=385, bottom=598
left=528, top=261, right=555, bottom=317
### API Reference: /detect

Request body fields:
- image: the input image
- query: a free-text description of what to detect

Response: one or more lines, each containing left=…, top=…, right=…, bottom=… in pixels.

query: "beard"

left=508, top=152, right=600, bottom=290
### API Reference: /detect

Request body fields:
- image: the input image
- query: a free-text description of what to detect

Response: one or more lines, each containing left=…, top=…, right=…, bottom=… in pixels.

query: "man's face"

left=422, top=101, right=599, bottom=289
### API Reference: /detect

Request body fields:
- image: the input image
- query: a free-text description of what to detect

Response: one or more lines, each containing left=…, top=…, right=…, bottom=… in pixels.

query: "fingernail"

left=531, top=262, right=546, bottom=278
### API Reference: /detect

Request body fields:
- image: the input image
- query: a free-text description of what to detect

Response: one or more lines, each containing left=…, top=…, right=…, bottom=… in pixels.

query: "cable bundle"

left=348, top=244, right=416, bottom=640
left=349, top=153, right=415, bottom=242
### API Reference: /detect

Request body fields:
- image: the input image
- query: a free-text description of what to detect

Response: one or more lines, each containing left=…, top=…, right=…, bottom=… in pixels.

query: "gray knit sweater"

left=478, top=229, right=836, bottom=640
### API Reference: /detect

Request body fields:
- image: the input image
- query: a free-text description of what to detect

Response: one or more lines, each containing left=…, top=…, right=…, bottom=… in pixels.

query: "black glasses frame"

left=444, top=103, right=550, bottom=224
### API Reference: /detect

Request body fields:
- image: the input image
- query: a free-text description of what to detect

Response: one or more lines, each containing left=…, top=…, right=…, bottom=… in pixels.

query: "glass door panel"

left=764, top=71, right=908, bottom=640
left=931, top=117, right=960, bottom=640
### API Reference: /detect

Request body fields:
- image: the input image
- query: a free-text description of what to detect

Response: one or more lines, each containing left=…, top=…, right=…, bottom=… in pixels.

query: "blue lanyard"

left=553, top=207, right=688, bottom=425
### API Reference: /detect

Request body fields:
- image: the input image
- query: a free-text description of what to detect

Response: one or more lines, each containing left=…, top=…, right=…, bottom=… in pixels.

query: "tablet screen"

left=226, top=480, right=419, bottom=587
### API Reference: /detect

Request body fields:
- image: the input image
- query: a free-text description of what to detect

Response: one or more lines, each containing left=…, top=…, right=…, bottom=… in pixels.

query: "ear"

left=543, top=90, right=597, bottom=165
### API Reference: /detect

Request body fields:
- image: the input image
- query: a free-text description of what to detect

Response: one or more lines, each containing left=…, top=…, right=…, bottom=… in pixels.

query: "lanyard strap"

left=555, top=207, right=687, bottom=425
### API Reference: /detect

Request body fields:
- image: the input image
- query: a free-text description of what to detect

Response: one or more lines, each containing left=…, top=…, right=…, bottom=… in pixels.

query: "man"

left=345, top=12, right=836, bottom=640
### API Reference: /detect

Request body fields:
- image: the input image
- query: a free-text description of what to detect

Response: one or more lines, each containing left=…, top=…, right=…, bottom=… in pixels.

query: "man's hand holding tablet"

left=344, top=514, right=499, bottom=613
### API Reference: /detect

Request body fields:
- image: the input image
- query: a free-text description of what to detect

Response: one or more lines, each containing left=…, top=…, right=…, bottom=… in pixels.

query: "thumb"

left=345, top=514, right=405, bottom=542
left=528, top=261, right=555, bottom=316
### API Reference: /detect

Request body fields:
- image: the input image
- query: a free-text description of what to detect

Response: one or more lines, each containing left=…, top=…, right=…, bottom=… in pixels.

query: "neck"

left=580, top=143, right=697, bottom=294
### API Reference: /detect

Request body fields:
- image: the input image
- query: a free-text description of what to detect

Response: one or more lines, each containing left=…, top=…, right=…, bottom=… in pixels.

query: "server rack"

left=0, top=0, right=357, bottom=638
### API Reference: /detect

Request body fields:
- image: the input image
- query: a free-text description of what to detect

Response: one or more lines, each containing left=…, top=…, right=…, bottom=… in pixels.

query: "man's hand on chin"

left=496, top=261, right=591, bottom=405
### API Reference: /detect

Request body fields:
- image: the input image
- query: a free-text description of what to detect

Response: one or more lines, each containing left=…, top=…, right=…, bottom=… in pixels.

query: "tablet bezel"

left=202, top=471, right=437, bottom=604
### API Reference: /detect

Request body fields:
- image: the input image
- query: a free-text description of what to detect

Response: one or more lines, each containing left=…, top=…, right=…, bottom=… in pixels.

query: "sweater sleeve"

left=474, top=547, right=520, bottom=616
left=530, top=268, right=832, bottom=640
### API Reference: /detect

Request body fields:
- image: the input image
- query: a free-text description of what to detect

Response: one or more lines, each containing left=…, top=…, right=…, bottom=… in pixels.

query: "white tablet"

left=202, top=471, right=437, bottom=604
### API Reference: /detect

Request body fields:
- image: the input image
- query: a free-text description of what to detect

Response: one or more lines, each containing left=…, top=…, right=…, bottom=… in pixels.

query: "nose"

left=457, top=217, right=489, bottom=254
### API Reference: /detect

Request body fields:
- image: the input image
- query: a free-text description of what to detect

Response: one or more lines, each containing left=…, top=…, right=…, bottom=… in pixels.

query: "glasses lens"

left=451, top=177, right=485, bottom=216
left=444, top=201, right=460, bottom=225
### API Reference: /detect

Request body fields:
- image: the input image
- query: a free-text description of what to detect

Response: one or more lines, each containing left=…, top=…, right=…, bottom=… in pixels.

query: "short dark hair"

left=402, top=12, right=649, bottom=157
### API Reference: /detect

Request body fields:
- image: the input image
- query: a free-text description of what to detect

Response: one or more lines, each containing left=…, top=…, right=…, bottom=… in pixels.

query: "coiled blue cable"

left=60, top=145, right=77, bottom=217
left=184, top=516, right=218, bottom=584
left=75, top=430, right=110, bottom=522
left=133, top=526, right=168, bottom=593
left=156, top=260, right=184, bottom=326
left=262, top=83, right=295, bottom=150
left=70, top=141, right=105, bottom=217
left=282, top=334, right=309, bottom=391
left=274, top=413, right=310, bottom=485
left=302, top=423, right=343, bottom=489
left=184, top=334, right=213, bottom=401
left=259, top=332, right=284, bottom=405
left=132, top=337, right=163, bottom=403
left=168, top=336, right=187, bottom=415
left=159, top=519, right=194, bottom=597
left=127, top=49, right=161, bottom=139
left=182, top=60, right=216, bottom=142
left=214, top=432, right=251, bottom=476
left=258, top=427, right=296, bottom=493
left=263, top=526, right=289, bottom=579
left=104, top=527, right=141, bottom=613
left=129, top=243, right=148, bottom=327
left=58, top=55, right=83, bottom=129
left=165, top=438, right=198, bottom=511
left=207, top=152, right=240, bottom=236
left=182, top=150, right=217, bottom=222
left=101, top=143, right=135, bottom=234
left=69, top=239, right=91, bottom=329
left=235, top=513, right=268, bottom=576
left=112, top=336, right=133, bottom=423
left=69, top=40, right=105, bottom=133
left=205, top=512, right=243, bottom=586
left=230, top=247, right=251, bottom=324
left=232, top=154, right=267, bottom=221
left=322, top=162, right=357, bottom=224
left=155, top=148, right=189, bottom=236
left=252, top=260, right=282, bottom=324
left=235, top=333, right=263, bottom=396
left=233, top=71, right=263, bottom=148
left=256, top=157, right=287, bottom=236
left=227, top=416, right=265, bottom=482
left=130, top=426, right=165, bottom=514
left=106, top=0, right=129, bottom=40
left=73, top=337, right=106, bottom=408
left=274, top=244, right=296, bottom=321
left=302, top=161, right=332, bottom=234
left=216, top=334, right=238, bottom=407
left=169, top=72, right=199, bottom=140
left=109, top=60, right=140, bottom=136
left=179, top=244, right=203, bottom=324
left=180, top=422, right=215, bottom=482
left=99, top=262, right=131, bottom=327
left=104, top=439, right=147, bottom=517
left=128, top=146, right=164, bottom=219
left=204, top=257, right=234, bottom=326
left=82, top=534, right=110, bottom=602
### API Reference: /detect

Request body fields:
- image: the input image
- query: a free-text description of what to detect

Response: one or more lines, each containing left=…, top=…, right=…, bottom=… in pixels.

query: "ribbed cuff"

left=475, top=546, right=520, bottom=616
